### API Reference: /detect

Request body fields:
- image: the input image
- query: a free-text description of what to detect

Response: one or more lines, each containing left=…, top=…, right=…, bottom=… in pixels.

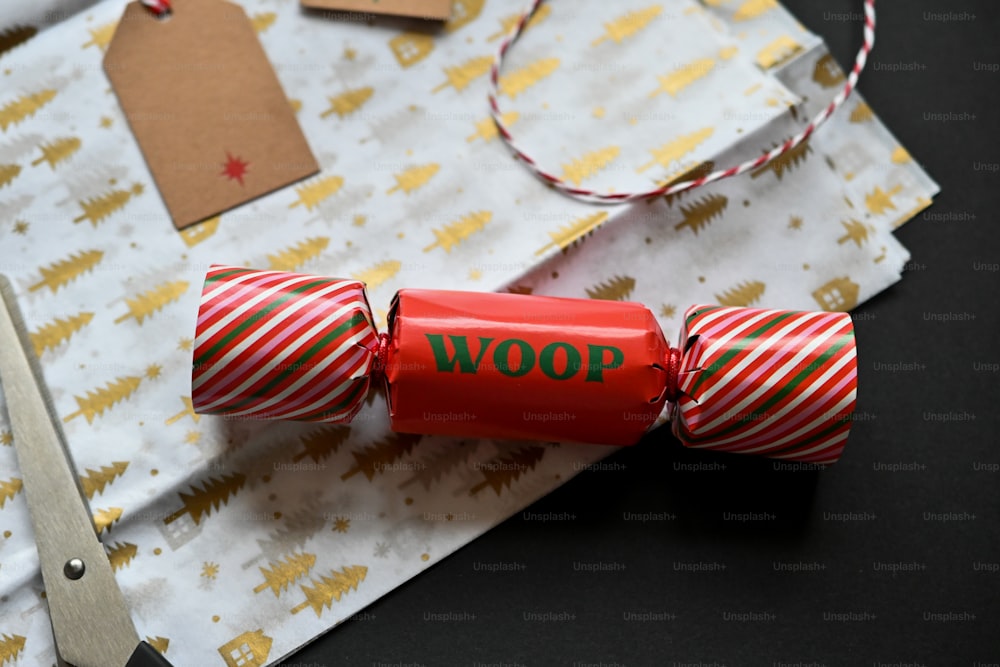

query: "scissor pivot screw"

left=63, top=558, right=86, bottom=580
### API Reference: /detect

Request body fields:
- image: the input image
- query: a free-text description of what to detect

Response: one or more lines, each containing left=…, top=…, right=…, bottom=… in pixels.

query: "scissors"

left=0, top=275, right=173, bottom=667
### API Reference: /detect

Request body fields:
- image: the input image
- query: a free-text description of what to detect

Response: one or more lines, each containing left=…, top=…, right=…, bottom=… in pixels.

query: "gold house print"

left=389, top=33, right=435, bottom=68
left=218, top=630, right=273, bottom=667
left=812, top=277, right=860, bottom=312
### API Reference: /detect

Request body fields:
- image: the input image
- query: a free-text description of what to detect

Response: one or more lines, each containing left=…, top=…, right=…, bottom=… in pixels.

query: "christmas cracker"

left=191, top=266, right=858, bottom=464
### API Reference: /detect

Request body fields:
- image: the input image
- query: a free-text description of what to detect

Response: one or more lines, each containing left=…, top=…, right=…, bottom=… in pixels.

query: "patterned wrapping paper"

left=0, top=1, right=937, bottom=665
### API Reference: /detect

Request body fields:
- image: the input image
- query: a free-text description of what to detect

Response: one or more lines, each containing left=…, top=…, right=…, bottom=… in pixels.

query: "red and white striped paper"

left=673, top=304, right=857, bottom=465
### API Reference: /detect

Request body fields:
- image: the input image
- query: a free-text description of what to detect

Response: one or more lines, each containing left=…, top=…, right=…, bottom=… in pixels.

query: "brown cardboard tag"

left=104, top=0, right=319, bottom=229
left=300, top=0, right=451, bottom=21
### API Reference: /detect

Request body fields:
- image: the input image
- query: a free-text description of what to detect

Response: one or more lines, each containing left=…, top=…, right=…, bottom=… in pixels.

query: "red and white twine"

left=488, top=0, right=877, bottom=204
left=140, top=0, right=171, bottom=16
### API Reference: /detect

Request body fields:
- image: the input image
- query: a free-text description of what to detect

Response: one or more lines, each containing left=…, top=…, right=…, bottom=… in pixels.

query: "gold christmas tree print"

left=389, top=32, right=435, bottom=68
left=106, top=541, right=138, bottom=571
left=444, top=0, right=485, bottom=33
left=586, top=275, right=636, bottom=301
left=849, top=101, right=874, bottom=123
left=292, top=426, right=351, bottom=464
left=93, top=506, right=123, bottom=534
left=756, top=35, right=803, bottom=69
left=498, top=57, right=560, bottom=99
left=242, top=502, right=326, bottom=569
left=291, top=565, right=368, bottom=616
left=888, top=196, right=933, bottom=230
left=488, top=5, right=552, bottom=41
left=320, top=87, right=374, bottom=119
left=0, top=164, right=20, bottom=189
left=179, top=215, right=220, bottom=247
left=29, top=249, right=103, bottom=293
left=466, top=111, right=519, bottom=143
left=0, top=634, right=26, bottom=665
left=218, top=630, right=272, bottom=667
left=535, top=211, right=609, bottom=256
left=649, top=58, right=716, bottom=98
left=0, top=477, right=22, bottom=509
left=352, top=260, right=402, bottom=291
left=342, top=433, right=421, bottom=481
left=166, top=396, right=200, bottom=426
left=145, top=637, right=169, bottom=655
left=433, top=55, right=493, bottom=93
left=674, top=194, right=729, bottom=235
left=423, top=211, right=492, bottom=253
left=470, top=445, right=546, bottom=496
left=637, top=127, right=714, bottom=173
left=837, top=219, right=874, bottom=247
left=865, top=184, right=903, bottom=216
left=79, top=462, right=129, bottom=499
left=250, top=11, right=276, bottom=33
left=591, top=5, right=663, bottom=46
left=267, top=237, right=330, bottom=271
left=81, top=21, right=117, bottom=50
left=750, top=140, right=812, bottom=180
left=399, top=442, right=477, bottom=491
left=288, top=175, right=344, bottom=211
left=163, top=472, right=246, bottom=526
left=654, top=160, right=715, bottom=206
left=891, top=146, right=912, bottom=164
left=386, top=163, right=440, bottom=195
left=73, top=182, right=144, bottom=226
left=561, top=146, right=621, bottom=187
left=254, top=552, right=317, bottom=596
left=114, top=280, right=189, bottom=325
left=715, top=280, right=766, bottom=307
left=0, top=25, right=37, bottom=56
left=64, top=376, right=142, bottom=424
left=0, top=88, right=57, bottom=131
left=733, top=0, right=778, bottom=21
left=31, top=136, right=81, bottom=169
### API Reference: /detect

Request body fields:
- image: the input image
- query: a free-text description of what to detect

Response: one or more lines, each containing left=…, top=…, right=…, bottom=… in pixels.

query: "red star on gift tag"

left=220, top=152, right=250, bottom=185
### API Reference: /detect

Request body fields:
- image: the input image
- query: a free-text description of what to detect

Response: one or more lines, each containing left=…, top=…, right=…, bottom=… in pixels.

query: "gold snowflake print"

left=660, top=304, right=677, bottom=318
left=13, top=221, right=28, bottom=235
left=184, top=430, right=201, bottom=445
left=177, top=337, right=193, bottom=351
left=788, top=215, right=803, bottom=230
left=332, top=516, right=351, bottom=533
left=0, top=430, right=12, bottom=446
left=201, top=561, right=219, bottom=580
left=145, top=364, right=162, bottom=380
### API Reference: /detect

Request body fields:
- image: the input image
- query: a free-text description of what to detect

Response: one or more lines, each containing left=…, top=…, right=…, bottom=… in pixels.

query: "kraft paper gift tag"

left=299, top=0, right=452, bottom=21
left=104, top=0, right=319, bottom=229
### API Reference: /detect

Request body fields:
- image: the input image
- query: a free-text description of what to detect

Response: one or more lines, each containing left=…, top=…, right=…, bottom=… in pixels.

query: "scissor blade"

left=0, top=275, right=140, bottom=667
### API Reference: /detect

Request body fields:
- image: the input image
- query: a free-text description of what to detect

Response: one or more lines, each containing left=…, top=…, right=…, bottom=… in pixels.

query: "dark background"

left=281, top=1, right=1000, bottom=665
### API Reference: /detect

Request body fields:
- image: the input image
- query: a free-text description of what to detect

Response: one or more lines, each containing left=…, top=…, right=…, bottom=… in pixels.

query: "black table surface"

left=280, top=1, right=1000, bottom=665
